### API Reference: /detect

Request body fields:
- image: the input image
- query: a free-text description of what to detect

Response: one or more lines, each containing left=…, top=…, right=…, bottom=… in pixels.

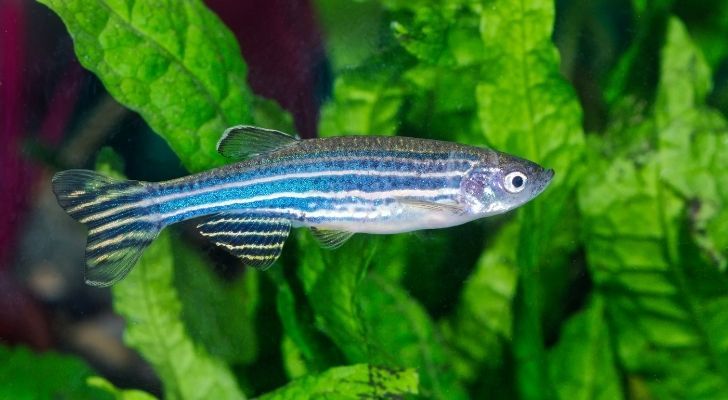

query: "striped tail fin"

left=52, top=170, right=161, bottom=287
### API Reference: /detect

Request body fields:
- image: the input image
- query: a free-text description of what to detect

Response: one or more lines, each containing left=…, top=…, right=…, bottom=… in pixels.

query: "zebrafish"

left=52, top=126, right=554, bottom=287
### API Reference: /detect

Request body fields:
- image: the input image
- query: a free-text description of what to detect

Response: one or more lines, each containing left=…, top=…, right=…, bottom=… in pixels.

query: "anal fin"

left=197, top=214, right=291, bottom=270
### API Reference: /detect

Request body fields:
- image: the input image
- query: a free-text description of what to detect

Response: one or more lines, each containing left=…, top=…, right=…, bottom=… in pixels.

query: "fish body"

left=53, top=126, right=553, bottom=286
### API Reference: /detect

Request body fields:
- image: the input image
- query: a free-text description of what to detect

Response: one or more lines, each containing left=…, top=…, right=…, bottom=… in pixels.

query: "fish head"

left=460, top=151, right=554, bottom=216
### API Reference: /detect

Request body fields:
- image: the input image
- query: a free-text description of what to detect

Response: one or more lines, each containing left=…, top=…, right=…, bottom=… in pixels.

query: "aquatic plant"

left=4, top=0, right=727, bottom=399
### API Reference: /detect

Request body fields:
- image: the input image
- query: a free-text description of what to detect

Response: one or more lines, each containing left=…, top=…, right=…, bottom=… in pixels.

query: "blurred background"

left=2, top=0, right=728, bottom=398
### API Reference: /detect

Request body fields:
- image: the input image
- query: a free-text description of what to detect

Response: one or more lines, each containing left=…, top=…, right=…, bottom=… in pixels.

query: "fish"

left=52, top=126, right=554, bottom=287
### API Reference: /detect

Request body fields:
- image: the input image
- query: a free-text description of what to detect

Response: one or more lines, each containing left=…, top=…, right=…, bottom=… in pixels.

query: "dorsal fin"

left=216, top=125, right=299, bottom=159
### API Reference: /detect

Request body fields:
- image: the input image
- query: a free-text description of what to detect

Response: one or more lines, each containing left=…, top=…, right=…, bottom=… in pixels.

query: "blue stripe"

left=156, top=155, right=474, bottom=197
left=156, top=174, right=459, bottom=214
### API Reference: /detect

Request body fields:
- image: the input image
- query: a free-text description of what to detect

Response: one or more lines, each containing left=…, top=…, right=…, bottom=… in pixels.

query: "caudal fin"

left=52, top=170, right=161, bottom=287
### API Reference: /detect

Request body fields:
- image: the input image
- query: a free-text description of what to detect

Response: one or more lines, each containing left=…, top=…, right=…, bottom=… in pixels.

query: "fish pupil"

left=512, top=175, right=524, bottom=188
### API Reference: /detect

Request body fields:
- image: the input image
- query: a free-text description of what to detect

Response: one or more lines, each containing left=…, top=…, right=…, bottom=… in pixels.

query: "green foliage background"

left=7, top=0, right=728, bottom=398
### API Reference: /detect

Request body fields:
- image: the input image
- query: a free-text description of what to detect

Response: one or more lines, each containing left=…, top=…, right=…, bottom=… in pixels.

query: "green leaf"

left=579, top=17, right=728, bottom=398
left=314, top=0, right=385, bottom=71
left=269, top=266, right=340, bottom=375
left=678, top=1, right=728, bottom=70
left=318, top=61, right=406, bottom=136
left=603, top=0, right=672, bottom=107
left=296, top=232, right=374, bottom=362
left=476, top=1, right=586, bottom=399
left=389, top=3, right=485, bottom=144
left=112, top=232, right=245, bottom=400
left=656, top=18, right=712, bottom=119
left=87, top=376, right=157, bottom=400
left=315, top=0, right=414, bottom=137
left=391, top=3, right=483, bottom=68
left=655, top=18, right=728, bottom=270
left=359, top=274, right=468, bottom=399
left=0, top=345, right=110, bottom=400
left=477, top=0, right=584, bottom=196
left=296, top=231, right=466, bottom=398
left=441, top=221, right=518, bottom=384
left=257, top=364, right=418, bottom=400
left=579, top=154, right=728, bottom=398
left=548, top=296, right=623, bottom=400
left=39, top=0, right=254, bottom=172
left=280, top=335, right=309, bottom=380
left=174, top=245, right=260, bottom=366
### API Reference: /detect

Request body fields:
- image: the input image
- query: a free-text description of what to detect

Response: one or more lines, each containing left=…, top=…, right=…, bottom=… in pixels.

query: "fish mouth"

left=534, top=168, right=555, bottom=194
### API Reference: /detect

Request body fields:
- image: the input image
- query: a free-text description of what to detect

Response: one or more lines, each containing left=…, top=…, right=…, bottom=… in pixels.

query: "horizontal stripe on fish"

left=151, top=154, right=475, bottom=203
left=157, top=174, right=461, bottom=215
left=158, top=188, right=461, bottom=223
left=159, top=160, right=474, bottom=197
left=88, top=188, right=460, bottom=235
left=81, top=166, right=469, bottom=224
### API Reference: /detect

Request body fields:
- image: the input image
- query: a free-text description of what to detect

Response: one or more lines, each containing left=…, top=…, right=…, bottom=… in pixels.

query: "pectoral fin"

left=197, top=213, right=291, bottom=270
left=310, top=227, right=355, bottom=249
left=396, top=197, right=467, bottom=215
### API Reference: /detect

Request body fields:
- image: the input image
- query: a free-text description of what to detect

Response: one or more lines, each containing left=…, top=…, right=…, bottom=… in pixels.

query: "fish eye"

left=503, top=171, right=527, bottom=193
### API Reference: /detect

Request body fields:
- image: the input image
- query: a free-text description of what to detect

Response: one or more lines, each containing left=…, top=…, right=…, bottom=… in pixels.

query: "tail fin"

left=52, top=170, right=161, bottom=287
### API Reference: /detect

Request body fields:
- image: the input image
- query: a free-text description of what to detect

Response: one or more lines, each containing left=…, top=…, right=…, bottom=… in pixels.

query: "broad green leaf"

left=655, top=18, right=728, bottom=269
left=656, top=18, right=712, bottom=119
left=257, top=364, right=418, bottom=400
left=319, top=61, right=406, bottom=136
left=403, top=64, right=483, bottom=144
left=548, top=296, right=623, bottom=400
left=391, top=3, right=483, bottom=68
left=441, top=221, right=518, bottom=384
left=87, top=376, right=157, bottom=400
left=389, top=2, right=485, bottom=144
left=0, top=345, right=110, bottom=400
left=678, top=1, right=728, bottom=70
left=476, top=1, right=586, bottom=399
left=369, top=227, right=484, bottom=313
left=314, top=0, right=385, bottom=71
left=296, top=232, right=374, bottom=362
left=603, top=0, right=672, bottom=107
left=174, top=246, right=260, bottom=366
left=39, top=0, right=254, bottom=172
left=579, top=154, right=728, bottom=398
left=579, top=17, right=728, bottom=398
left=269, top=267, right=340, bottom=375
left=477, top=0, right=584, bottom=200
left=296, top=232, right=465, bottom=398
left=359, top=273, right=468, bottom=399
left=113, top=232, right=245, bottom=400
left=280, top=335, right=308, bottom=380
left=316, top=1, right=411, bottom=137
